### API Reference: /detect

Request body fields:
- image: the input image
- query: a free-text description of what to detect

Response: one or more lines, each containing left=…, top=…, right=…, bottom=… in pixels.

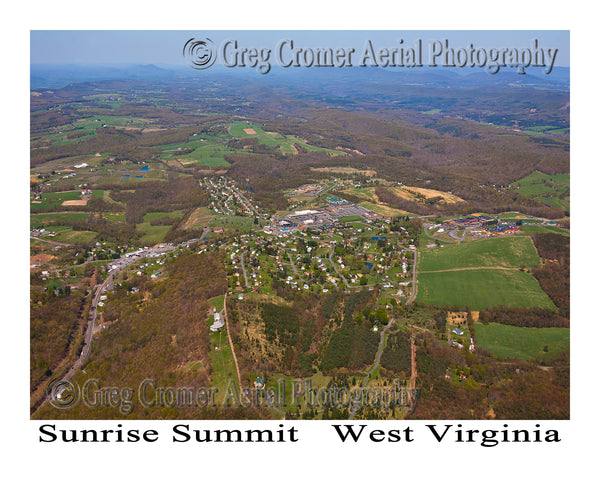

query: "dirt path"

left=410, top=336, right=417, bottom=390
left=222, top=294, right=283, bottom=413
left=419, top=265, right=519, bottom=274
left=223, top=293, right=242, bottom=391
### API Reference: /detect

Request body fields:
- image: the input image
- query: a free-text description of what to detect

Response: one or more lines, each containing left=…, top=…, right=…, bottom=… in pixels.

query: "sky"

left=30, top=30, right=570, bottom=67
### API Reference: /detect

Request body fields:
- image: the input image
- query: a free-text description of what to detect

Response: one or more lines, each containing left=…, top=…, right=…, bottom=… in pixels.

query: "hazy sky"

left=30, top=30, right=570, bottom=67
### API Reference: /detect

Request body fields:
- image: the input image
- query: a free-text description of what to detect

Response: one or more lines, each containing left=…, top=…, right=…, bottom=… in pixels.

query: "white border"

left=4, top=1, right=597, bottom=477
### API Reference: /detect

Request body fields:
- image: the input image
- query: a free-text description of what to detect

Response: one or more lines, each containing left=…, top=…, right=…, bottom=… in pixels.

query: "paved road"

left=240, top=252, right=250, bottom=288
left=406, top=249, right=418, bottom=304
left=199, top=227, right=211, bottom=242
left=235, top=189, right=260, bottom=216
left=328, top=247, right=350, bottom=288
left=57, top=269, right=115, bottom=386
left=286, top=251, right=299, bottom=276
left=30, top=235, right=72, bottom=247
left=447, top=228, right=468, bottom=243
left=422, top=226, right=456, bottom=244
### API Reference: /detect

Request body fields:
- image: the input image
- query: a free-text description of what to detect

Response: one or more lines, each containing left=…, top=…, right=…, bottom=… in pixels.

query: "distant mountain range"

left=30, top=63, right=177, bottom=89
left=31, top=62, right=569, bottom=91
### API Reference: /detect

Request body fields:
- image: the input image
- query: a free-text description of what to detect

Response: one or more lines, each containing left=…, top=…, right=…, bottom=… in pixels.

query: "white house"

left=210, top=312, right=225, bottom=332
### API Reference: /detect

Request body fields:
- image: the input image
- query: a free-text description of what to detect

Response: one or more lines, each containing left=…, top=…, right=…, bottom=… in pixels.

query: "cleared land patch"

left=340, top=186, right=380, bottom=203
left=30, top=254, right=55, bottom=264
left=391, top=186, right=464, bottom=204
left=184, top=207, right=213, bottom=229
left=61, top=199, right=88, bottom=206
left=357, top=201, right=412, bottom=218
left=310, top=166, right=376, bottom=176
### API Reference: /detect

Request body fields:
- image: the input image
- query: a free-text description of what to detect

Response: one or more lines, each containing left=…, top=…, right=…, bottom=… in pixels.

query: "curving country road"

left=30, top=235, right=72, bottom=247
left=328, top=247, right=350, bottom=288
left=422, top=226, right=457, bottom=244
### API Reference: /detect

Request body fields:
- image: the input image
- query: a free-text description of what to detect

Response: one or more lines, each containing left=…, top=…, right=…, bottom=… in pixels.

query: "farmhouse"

left=210, top=312, right=225, bottom=332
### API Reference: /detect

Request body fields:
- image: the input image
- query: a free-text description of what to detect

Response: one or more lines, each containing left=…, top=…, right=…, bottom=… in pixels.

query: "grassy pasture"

left=51, top=229, right=97, bottom=244
left=208, top=329, right=238, bottom=405
left=230, top=121, right=341, bottom=155
left=157, top=137, right=234, bottom=168
left=34, top=115, right=154, bottom=147
left=519, top=225, right=570, bottom=236
left=104, top=212, right=127, bottom=224
left=418, top=236, right=541, bottom=272
left=30, top=212, right=90, bottom=228
left=416, top=269, right=557, bottom=311
left=209, top=214, right=255, bottom=232
left=511, top=171, right=570, bottom=211
left=475, top=323, right=569, bottom=360
left=135, top=211, right=185, bottom=245
left=340, top=187, right=379, bottom=202
left=31, top=190, right=83, bottom=210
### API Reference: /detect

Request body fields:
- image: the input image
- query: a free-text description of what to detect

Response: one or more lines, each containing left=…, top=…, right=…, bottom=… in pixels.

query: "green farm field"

left=135, top=211, right=185, bottom=244
left=511, top=171, right=570, bottom=211
left=519, top=225, right=570, bottom=236
left=475, top=323, right=569, bottom=360
left=209, top=214, right=256, bottom=232
left=51, top=229, right=97, bottom=244
left=207, top=328, right=239, bottom=405
left=230, top=121, right=342, bottom=155
left=32, top=115, right=155, bottom=147
left=418, top=235, right=541, bottom=272
left=30, top=212, right=90, bottom=228
left=31, top=189, right=106, bottom=211
left=156, top=136, right=234, bottom=168
left=416, top=269, right=557, bottom=311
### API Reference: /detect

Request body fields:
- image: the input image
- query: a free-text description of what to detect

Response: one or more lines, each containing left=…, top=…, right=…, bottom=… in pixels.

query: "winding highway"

left=40, top=243, right=176, bottom=407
